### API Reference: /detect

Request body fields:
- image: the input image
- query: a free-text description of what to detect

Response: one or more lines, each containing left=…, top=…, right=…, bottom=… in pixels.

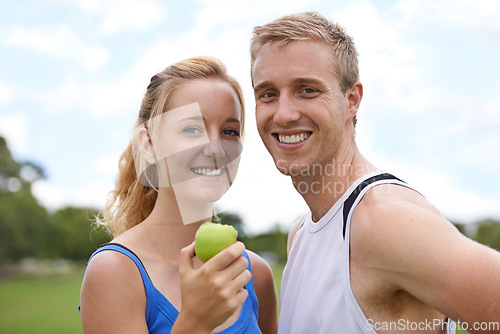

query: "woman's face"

left=151, top=79, right=242, bottom=209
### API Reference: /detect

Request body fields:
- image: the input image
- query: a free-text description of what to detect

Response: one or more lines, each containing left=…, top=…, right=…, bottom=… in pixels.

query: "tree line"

left=0, top=136, right=109, bottom=264
left=0, top=135, right=499, bottom=269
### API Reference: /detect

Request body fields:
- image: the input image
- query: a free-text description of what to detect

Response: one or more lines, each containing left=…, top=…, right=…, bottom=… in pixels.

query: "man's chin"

left=274, top=159, right=309, bottom=177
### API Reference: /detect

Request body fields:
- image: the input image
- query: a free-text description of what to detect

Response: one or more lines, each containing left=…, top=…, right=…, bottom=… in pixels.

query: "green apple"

left=195, top=222, right=238, bottom=262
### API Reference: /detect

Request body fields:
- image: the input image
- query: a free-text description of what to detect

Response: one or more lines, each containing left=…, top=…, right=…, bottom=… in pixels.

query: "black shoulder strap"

left=342, top=173, right=404, bottom=239
left=97, top=242, right=153, bottom=279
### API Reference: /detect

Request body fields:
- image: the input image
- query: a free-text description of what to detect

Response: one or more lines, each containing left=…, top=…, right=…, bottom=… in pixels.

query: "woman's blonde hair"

left=250, top=11, right=359, bottom=125
left=97, top=56, right=245, bottom=237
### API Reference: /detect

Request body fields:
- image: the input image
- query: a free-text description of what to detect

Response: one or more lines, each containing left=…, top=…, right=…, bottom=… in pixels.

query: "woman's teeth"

left=278, top=133, right=310, bottom=144
left=192, top=168, right=223, bottom=176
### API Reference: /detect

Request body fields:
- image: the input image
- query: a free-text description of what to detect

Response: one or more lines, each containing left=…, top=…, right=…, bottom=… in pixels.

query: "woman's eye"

left=181, top=126, right=203, bottom=134
left=222, top=129, right=240, bottom=137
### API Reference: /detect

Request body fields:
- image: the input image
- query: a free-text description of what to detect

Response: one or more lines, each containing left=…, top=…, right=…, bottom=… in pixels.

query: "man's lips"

left=273, top=131, right=311, bottom=144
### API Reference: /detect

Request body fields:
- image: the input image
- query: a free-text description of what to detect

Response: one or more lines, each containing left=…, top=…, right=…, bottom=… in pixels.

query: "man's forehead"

left=253, top=47, right=336, bottom=91
left=253, top=40, right=331, bottom=73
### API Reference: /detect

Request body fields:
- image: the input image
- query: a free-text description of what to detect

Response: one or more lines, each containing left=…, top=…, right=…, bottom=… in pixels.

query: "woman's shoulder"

left=245, top=250, right=275, bottom=295
left=245, top=250, right=279, bottom=333
left=83, top=244, right=146, bottom=296
left=80, top=245, right=149, bottom=333
left=245, top=250, right=272, bottom=274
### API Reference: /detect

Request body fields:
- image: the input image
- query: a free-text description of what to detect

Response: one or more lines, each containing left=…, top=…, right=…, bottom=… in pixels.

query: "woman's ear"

left=137, top=126, right=157, bottom=164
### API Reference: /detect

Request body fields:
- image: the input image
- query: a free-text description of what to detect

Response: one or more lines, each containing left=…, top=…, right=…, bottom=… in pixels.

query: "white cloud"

left=32, top=180, right=67, bottom=210
left=405, top=0, right=500, bottom=32
left=32, top=179, right=111, bottom=211
left=0, top=82, right=20, bottom=107
left=74, top=0, right=164, bottom=35
left=0, top=112, right=29, bottom=154
left=39, top=79, right=86, bottom=115
left=329, top=1, right=430, bottom=115
left=6, top=24, right=110, bottom=71
left=87, top=70, right=144, bottom=117
left=71, top=182, right=111, bottom=209
left=374, top=157, right=500, bottom=223
left=92, top=152, right=120, bottom=176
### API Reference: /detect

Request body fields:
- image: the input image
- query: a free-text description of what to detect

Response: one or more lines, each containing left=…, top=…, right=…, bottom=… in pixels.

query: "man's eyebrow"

left=294, top=77, right=325, bottom=85
left=253, top=80, right=272, bottom=93
left=253, top=77, right=328, bottom=93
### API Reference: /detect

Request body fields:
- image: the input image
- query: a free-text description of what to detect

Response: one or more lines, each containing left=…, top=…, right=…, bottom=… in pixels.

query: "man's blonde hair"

left=250, top=11, right=359, bottom=98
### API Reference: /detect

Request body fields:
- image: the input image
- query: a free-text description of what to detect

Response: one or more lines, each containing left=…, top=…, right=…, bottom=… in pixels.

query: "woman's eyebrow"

left=179, top=115, right=203, bottom=122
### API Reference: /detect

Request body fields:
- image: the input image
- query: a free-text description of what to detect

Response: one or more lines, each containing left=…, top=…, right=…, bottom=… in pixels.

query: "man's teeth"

left=278, top=133, right=310, bottom=144
left=192, top=168, right=223, bottom=176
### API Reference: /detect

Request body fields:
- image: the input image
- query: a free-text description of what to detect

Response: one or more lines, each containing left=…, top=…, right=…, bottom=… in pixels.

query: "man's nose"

left=273, top=94, right=301, bottom=126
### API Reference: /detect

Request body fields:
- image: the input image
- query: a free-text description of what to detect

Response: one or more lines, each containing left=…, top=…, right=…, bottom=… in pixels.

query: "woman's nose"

left=203, top=138, right=226, bottom=160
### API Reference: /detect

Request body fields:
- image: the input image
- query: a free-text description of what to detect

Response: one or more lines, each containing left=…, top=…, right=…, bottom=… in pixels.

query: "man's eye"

left=260, top=91, right=277, bottom=100
left=299, top=87, right=320, bottom=98
left=222, top=129, right=240, bottom=137
left=181, top=126, right=203, bottom=134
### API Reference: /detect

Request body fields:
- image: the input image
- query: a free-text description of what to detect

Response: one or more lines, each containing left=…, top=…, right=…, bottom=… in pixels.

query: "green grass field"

left=0, top=266, right=85, bottom=334
left=0, top=263, right=285, bottom=334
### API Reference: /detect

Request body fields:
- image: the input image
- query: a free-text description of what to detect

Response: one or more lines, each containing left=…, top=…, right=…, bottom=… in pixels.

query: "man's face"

left=252, top=40, right=349, bottom=177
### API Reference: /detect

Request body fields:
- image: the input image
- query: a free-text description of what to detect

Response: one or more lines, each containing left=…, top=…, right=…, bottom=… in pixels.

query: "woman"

left=80, top=56, right=278, bottom=334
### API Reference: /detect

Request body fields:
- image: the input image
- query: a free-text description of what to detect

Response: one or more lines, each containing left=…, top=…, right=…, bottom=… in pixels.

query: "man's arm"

left=352, top=184, right=500, bottom=327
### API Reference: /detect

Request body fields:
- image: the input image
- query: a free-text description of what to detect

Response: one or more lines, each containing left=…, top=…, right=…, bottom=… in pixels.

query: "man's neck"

left=291, top=144, right=377, bottom=222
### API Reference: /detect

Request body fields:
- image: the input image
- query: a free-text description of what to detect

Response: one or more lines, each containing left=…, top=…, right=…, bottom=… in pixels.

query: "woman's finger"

left=180, top=241, right=196, bottom=272
left=202, top=241, right=245, bottom=270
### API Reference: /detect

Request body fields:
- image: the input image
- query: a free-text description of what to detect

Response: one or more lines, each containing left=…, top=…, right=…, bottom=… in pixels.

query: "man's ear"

left=137, top=126, right=156, bottom=164
left=346, top=81, right=363, bottom=120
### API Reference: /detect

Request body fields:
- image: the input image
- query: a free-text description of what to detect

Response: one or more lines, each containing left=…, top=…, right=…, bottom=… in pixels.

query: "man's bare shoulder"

left=350, top=182, right=500, bottom=322
left=352, top=183, right=447, bottom=233
left=349, top=182, right=459, bottom=279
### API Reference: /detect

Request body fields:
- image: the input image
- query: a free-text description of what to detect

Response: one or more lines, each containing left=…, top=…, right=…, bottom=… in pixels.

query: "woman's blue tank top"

left=83, top=243, right=262, bottom=333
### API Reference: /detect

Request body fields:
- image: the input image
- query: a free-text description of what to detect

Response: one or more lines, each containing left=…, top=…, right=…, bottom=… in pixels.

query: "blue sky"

left=1, top=0, right=499, bottom=234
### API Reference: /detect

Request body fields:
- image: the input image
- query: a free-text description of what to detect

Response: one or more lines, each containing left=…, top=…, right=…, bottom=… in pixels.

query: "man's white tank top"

left=278, top=171, right=459, bottom=334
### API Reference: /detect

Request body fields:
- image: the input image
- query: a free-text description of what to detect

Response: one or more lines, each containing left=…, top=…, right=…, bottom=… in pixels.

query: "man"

left=250, top=11, right=500, bottom=334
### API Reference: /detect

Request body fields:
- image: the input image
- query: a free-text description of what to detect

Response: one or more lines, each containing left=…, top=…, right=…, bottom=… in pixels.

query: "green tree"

left=49, top=207, right=111, bottom=260
left=0, top=136, right=51, bottom=262
left=0, top=191, right=50, bottom=262
left=474, top=220, right=500, bottom=251
left=242, top=224, right=288, bottom=265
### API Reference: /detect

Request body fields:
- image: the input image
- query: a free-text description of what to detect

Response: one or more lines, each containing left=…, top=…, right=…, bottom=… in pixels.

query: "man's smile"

left=274, top=132, right=311, bottom=145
